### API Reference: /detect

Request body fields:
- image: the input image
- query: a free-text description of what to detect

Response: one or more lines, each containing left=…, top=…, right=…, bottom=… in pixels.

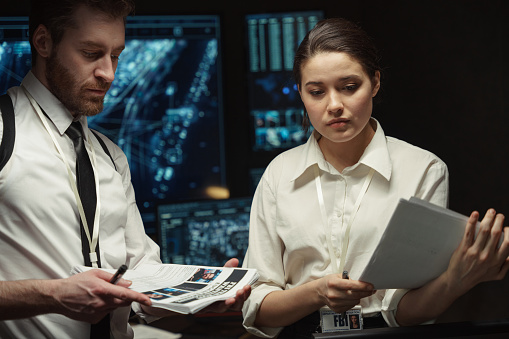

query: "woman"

left=350, top=314, right=359, bottom=329
left=242, top=18, right=509, bottom=338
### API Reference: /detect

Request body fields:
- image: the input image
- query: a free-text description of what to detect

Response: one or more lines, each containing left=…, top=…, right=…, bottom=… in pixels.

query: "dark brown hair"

left=29, top=0, right=135, bottom=66
left=293, top=18, right=381, bottom=132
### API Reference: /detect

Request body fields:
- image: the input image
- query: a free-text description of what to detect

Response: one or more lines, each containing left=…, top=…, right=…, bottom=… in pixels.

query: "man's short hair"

left=29, top=0, right=135, bottom=65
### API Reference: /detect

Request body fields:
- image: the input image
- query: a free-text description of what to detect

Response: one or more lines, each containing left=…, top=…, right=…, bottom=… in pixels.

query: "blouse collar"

left=290, top=118, right=392, bottom=182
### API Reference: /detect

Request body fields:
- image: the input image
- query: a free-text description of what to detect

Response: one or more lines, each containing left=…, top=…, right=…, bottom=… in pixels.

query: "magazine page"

left=71, top=263, right=258, bottom=314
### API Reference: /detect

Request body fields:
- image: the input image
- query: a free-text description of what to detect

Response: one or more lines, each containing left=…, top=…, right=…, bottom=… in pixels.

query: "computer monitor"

left=157, top=197, right=252, bottom=267
left=245, top=10, right=324, bottom=152
left=0, top=17, right=31, bottom=94
left=0, top=15, right=226, bottom=235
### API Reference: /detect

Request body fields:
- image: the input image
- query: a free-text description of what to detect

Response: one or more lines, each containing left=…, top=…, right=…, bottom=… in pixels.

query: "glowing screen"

left=0, top=16, right=226, bottom=234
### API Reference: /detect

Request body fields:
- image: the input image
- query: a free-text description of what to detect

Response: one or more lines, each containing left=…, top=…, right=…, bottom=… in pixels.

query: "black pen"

left=109, top=264, right=128, bottom=285
left=342, top=270, right=349, bottom=322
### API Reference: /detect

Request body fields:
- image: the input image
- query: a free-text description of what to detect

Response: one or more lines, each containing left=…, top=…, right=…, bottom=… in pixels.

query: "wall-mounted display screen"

left=0, top=15, right=226, bottom=234
left=157, top=197, right=252, bottom=267
left=245, top=10, right=323, bottom=152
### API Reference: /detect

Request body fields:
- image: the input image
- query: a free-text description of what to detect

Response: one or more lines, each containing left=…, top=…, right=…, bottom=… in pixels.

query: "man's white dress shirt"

left=0, top=72, right=161, bottom=338
left=242, top=119, right=449, bottom=337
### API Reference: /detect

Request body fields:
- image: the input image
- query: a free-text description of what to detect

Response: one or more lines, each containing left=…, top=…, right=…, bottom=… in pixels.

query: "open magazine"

left=71, top=263, right=259, bottom=314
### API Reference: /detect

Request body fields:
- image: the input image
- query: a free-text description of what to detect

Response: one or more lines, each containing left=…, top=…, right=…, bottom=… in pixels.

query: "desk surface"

left=313, top=319, right=509, bottom=338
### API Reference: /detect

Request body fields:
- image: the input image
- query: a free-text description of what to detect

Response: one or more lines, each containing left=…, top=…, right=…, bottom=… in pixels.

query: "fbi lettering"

left=333, top=314, right=347, bottom=327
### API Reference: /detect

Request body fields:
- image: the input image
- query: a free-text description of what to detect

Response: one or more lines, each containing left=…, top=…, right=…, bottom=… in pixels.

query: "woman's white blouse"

left=242, top=119, right=449, bottom=338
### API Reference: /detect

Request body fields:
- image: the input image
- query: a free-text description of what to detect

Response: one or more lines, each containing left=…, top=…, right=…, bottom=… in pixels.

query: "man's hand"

left=142, top=258, right=252, bottom=317
left=0, top=269, right=151, bottom=322
left=51, top=269, right=152, bottom=323
left=223, top=258, right=240, bottom=268
left=198, top=284, right=252, bottom=314
left=197, top=257, right=251, bottom=314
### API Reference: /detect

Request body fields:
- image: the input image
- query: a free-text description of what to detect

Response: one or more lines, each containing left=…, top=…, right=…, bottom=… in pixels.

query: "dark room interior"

left=2, top=0, right=509, bottom=337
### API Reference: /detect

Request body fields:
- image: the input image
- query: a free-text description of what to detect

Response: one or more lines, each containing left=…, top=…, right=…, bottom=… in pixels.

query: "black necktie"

left=65, top=121, right=102, bottom=268
left=65, top=121, right=110, bottom=338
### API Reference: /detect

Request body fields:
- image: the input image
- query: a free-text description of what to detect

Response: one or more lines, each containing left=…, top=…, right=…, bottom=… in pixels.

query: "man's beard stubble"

left=45, top=51, right=110, bottom=117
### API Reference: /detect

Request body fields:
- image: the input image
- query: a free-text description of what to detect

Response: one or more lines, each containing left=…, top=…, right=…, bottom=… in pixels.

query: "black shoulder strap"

left=90, top=129, right=117, bottom=171
left=0, top=97, right=117, bottom=173
left=0, top=94, right=15, bottom=172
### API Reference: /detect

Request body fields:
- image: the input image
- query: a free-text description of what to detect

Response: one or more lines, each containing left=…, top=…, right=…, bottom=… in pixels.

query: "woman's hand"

left=254, top=273, right=374, bottom=328
left=397, top=209, right=509, bottom=326
left=444, top=209, right=509, bottom=297
left=316, top=274, right=375, bottom=313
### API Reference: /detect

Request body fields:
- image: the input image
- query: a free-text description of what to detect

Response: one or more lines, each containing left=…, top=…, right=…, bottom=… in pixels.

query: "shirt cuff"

left=381, top=288, right=409, bottom=327
left=242, top=284, right=283, bottom=338
left=381, top=288, right=437, bottom=327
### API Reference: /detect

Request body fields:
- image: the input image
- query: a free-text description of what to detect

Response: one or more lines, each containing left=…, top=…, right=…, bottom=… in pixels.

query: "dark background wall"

left=4, top=0, right=509, bottom=324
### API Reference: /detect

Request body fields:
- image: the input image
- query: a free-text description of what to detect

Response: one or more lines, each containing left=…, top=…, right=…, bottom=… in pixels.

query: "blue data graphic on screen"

left=0, top=18, right=31, bottom=94
left=246, top=11, right=323, bottom=151
left=157, top=197, right=252, bottom=267
left=0, top=16, right=226, bottom=234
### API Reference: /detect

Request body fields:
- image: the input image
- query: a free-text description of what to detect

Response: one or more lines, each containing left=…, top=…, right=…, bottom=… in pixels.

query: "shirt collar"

left=288, top=130, right=325, bottom=182
left=21, top=71, right=89, bottom=138
left=357, top=118, right=392, bottom=181
left=290, top=118, right=392, bottom=182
